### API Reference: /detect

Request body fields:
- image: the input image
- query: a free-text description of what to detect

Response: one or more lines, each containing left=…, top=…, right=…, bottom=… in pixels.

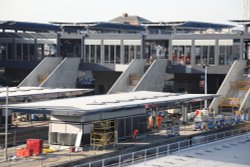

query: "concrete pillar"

left=191, top=39, right=195, bottom=66
left=89, top=45, right=91, bottom=62
left=94, top=45, right=97, bottom=63
left=100, top=39, right=104, bottom=64
left=56, top=34, right=61, bottom=57
left=80, top=35, right=84, bottom=61
left=214, top=39, right=219, bottom=66
left=168, top=39, right=173, bottom=61
left=34, top=38, right=38, bottom=61
left=108, top=45, right=111, bottom=63
left=121, top=39, right=124, bottom=64
left=140, top=33, right=145, bottom=59
left=181, top=105, right=188, bottom=123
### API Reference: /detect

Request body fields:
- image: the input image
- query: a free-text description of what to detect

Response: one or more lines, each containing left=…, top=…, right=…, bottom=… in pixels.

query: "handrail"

left=79, top=125, right=250, bottom=167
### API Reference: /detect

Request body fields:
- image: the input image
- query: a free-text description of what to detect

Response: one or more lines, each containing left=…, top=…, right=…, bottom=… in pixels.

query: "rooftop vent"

left=123, top=13, right=128, bottom=17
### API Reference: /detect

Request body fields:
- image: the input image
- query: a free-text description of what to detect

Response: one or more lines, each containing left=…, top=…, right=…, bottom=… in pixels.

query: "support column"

left=168, top=39, right=173, bottom=61
left=34, top=38, right=38, bottom=61
left=191, top=39, right=195, bottom=66
left=120, top=39, right=124, bottom=64
left=240, top=37, right=244, bottom=60
left=100, top=39, right=104, bottom=64
left=181, top=105, right=188, bottom=123
left=81, top=35, right=84, bottom=61
left=140, top=33, right=145, bottom=59
left=214, top=39, right=219, bottom=66
left=94, top=45, right=97, bottom=63
left=56, top=33, right=61, bottom=57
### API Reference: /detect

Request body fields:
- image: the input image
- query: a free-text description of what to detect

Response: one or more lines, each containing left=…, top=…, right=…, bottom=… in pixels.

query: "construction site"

left=0, top=1, right=250, bottom=166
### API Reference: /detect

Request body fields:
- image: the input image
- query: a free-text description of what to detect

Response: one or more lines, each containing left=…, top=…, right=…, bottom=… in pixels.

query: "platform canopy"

left=3, top=91, right=219, bottom=116
left=0, top=87, right=93, bottom=104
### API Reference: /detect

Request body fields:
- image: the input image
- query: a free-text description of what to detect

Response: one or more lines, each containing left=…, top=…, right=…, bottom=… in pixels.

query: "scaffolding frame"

left=90, top=120, right=116, bottom=148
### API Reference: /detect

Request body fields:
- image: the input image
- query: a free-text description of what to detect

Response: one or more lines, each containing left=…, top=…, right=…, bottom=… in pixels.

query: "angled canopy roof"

left=5, top=91, right=219, bottom=116
left=0, top=21, right=60, bottom=32
left=0, top=87, right=93, bottom=104
left=89, top=22, right=144, bottom=31
left=142, top=21, right=234, bottom=30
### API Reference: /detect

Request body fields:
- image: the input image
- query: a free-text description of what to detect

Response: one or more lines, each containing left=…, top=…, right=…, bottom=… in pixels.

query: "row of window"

left=0, top=43, right=56, bottom=61
left=84, top=45, right=141, bottom=64
left=0, top=42, right=242, bottom=66
left=172, top=45, right=240, bottom=65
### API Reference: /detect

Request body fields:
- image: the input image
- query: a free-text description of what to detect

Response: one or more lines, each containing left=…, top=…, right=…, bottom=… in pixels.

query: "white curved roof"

left=5, top=91, right=219, bottom=116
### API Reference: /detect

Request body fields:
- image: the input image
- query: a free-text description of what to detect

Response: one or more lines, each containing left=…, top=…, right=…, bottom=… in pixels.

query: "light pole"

left=4, top=87, right=9, bottom=161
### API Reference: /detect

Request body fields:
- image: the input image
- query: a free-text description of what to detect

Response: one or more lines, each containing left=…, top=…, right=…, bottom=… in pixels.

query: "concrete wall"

left=41, top=58, right=80, bottom=88
left=19, top=57, right=63, bottom=87
left=107, top=59, right=147, bottom=94
left=134, top=59, right=173, bottom=92
left=209, top=60, right=247, bottom=113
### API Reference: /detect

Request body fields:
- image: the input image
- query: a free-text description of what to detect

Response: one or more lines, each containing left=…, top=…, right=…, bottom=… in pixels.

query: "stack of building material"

left=16, top=148, right=33, bottom=157
left=26, top=139, right=43, bottom=155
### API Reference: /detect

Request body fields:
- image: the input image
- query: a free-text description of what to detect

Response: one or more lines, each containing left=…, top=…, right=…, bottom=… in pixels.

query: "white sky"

left=0, top=0, right=243, bottom=24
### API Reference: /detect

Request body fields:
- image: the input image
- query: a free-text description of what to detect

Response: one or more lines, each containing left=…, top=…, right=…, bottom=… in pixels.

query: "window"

left=16, top=44, right=22, bottom=60
left=85, top=45, right=90, bottom=63
left=136, top=46, right=141, bottom=59
left=29, top=44, right=35, bottom=61
left=110, top=45, right=114, bottom=63
left=104, top=45, right=109, bottom=63
left=208, top=46, right=215, bottom=65
left=90, top=45, right=95, bottom=63
left=23, top=44, right=28, bottom=60
left=219, top=46, right=234, bottom=65
left=116, top=45, right=121, bottom=64
left=185, top=46, right=191, bottom=65
left=124, top=46, right=129, bottom=64
left=195, top=46, right=201, bottom=64
left=96, top=45, right=101, bottom=63
left=7, top=43, right=13, bottom=60
left=129, top=45, right=135, bottom=62
left=172, top=46, right=178, bottom=62
left=0, top=43, right=7, bottom=61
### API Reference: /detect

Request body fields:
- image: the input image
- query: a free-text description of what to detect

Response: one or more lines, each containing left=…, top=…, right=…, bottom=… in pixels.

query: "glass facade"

left=0, top=43, right=7, bottom=61
left=219, top=45, right=240, bottom=65
left=195, top=46, right=215, bottom=65
left=172, top=45, right=192, bottom=65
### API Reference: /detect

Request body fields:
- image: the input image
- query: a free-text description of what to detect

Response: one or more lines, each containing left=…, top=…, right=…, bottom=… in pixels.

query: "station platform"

left=0, top=122, right=249, bottom=167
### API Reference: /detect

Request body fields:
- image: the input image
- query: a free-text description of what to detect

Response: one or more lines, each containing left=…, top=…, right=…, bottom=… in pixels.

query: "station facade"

left=0, top=14, right=250, bottom=93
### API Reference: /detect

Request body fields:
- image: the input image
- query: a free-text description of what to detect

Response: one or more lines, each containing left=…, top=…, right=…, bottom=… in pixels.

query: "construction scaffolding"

left=91, top=120, right=116, bottom=148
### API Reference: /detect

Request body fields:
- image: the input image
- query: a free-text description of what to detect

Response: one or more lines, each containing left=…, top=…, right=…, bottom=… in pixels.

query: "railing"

left=0, top=125, right=249, bottom=167
left=77, top=126, right=250, bottom=167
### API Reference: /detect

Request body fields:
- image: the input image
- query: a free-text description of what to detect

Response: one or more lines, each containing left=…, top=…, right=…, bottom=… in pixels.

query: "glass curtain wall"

left=124, top=45, right=141, bottom=64
left=104, top=45, right=121, bottom=64
left=219, top=45, right=240, bottom=65
left=85, top=45, right=101, bottom=63
left=0, top=43, right=7, bottom=61
left=195, top=46, right=215, bottom=65
left=172, top=45, right=191, bottom=65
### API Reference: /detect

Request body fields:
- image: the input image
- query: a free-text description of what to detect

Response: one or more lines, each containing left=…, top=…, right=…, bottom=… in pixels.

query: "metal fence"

left=76, top=126, right=250, bottom=167
left=0, top=125, right=250, bottom=167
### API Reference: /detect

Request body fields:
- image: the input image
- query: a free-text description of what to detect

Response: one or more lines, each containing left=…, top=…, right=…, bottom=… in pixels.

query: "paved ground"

left=0, top=123, right=249, bottom=167
left=133, top=134, right=250, bottom=167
